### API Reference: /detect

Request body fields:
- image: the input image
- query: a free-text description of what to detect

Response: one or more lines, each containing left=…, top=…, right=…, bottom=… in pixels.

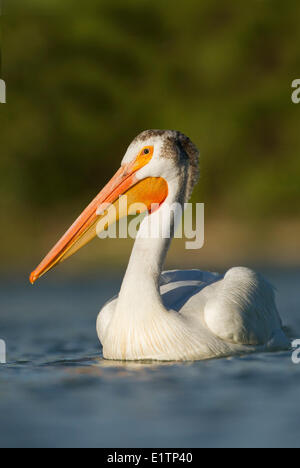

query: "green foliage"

left=1, top=0, right=300, bottom=226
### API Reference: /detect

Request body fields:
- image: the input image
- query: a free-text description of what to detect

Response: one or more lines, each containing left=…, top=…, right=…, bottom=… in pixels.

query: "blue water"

left=0, top=269, right=299, bottom=448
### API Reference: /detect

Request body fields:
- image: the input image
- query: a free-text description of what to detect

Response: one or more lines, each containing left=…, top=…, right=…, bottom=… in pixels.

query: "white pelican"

left=30, top=129, right=289, bottom=361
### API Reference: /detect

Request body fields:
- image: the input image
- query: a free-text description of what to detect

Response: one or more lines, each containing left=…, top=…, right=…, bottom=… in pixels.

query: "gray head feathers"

left=134, top=129, right=200, bottom=201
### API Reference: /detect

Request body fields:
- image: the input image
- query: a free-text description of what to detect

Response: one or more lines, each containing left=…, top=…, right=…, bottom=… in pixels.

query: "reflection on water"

left=0, top=270, right=299, bottom=448
left=67, top=357, right=195, bottom=381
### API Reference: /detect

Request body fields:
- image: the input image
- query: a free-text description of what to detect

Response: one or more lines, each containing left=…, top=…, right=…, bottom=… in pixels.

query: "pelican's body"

left=98, top=267, right=288, bottom=361
left=30, top=129, right=290, bottom=361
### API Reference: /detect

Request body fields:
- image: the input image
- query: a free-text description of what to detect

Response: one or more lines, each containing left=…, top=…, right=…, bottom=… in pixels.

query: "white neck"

left=116, top=176, right=185, bottom=318
left=103, top=172, right=205, bottom=361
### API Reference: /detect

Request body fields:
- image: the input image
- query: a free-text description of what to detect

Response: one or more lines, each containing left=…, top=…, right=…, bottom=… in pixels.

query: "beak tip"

left=29, top=271, right=37, bottom=285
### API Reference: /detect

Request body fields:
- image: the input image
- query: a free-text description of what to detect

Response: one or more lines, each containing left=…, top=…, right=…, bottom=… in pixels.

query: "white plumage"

left=30, top=129, right=290, bottom=361
left=96, top=130, right=289, bottom=361
left=97, top=265, right=289, bottom=362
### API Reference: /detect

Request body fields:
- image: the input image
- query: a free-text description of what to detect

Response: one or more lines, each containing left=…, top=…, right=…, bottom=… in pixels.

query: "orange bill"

left=29, top=146, right=168, bottom=284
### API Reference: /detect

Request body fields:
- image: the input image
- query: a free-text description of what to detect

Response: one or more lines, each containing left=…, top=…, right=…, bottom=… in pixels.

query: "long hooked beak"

left=29, top=153, right=168, bottom=284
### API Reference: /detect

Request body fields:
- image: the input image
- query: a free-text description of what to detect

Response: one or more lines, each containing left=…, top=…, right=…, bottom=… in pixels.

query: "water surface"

left=0, top=269, right=299, bottom=448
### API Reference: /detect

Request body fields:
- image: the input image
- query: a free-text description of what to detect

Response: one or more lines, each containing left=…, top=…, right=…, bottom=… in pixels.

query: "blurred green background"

left=1, top=0, right=300, bottom=276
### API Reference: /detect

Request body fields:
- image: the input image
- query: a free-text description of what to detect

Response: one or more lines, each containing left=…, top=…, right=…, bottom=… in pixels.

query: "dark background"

left=1, top=0, right=300, bottom=276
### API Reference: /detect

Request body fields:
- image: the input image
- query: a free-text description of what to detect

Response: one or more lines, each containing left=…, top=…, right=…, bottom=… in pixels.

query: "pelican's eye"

left=136, top=146, right=154, bottom=165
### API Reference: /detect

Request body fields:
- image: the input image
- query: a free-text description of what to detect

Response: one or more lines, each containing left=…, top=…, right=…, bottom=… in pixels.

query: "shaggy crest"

left=134, top=129, right=200, bottom=200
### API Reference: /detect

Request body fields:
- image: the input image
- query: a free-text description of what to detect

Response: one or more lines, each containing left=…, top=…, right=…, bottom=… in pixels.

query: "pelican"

left=30, top=129, right=289, bottom=361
